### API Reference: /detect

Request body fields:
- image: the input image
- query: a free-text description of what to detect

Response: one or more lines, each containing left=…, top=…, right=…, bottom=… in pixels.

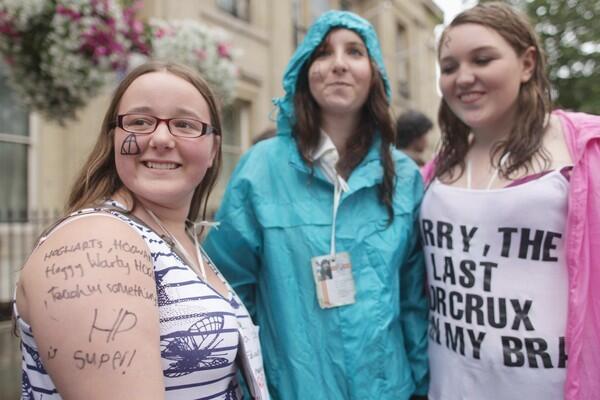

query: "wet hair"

left=293, top=28, right=396, bottom=221
left=395, top=110, right=433, bottom=149
left=435, top=2, right=552, bottom=181
left=251, top=127, right=277, bottom=145
left=66, top=61, right=223, bottom=228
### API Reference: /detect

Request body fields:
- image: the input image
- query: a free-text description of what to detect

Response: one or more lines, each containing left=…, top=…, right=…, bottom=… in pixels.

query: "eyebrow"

left=124, top=106, right=203, bottom=119
left=439, top=45, right=499, bottom=63
left=347, top=41, right=366, bottom=47
left=319, top=39, right=367, bottom=49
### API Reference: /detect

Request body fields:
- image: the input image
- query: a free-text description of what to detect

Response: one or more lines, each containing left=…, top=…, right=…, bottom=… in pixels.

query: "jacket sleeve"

left=203, top=158, right=262, bottom=320
left=421, top=158, right=436, bottom=184
left=399, top=171, right=429, bottom=396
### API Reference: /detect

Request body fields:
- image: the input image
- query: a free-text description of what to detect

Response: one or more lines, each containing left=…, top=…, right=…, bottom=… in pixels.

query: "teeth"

left=460, top=93, right=482, bottom=102
left=145, top=162, right=178, bottom=170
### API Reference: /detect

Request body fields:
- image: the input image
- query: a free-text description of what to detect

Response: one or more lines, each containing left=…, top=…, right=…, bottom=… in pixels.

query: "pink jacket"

left=422, top=110, right=600, bottom=400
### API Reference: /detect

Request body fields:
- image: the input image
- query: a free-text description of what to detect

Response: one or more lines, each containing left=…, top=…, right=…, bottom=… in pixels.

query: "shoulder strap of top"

left=35, top=205, right=130, bottom=250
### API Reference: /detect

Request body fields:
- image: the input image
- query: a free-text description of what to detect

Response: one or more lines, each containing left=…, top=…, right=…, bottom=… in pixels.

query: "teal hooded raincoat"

left=204, top=10, right=429, bottom=400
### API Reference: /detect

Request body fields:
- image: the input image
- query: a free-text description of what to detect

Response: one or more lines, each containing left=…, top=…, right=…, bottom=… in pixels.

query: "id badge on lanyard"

left=311, top=252, right=355, bottom=308
left=311, top=176, right=356, bottom=309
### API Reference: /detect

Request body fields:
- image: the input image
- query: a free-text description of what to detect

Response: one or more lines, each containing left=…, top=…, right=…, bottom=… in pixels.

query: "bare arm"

left=17, top=215, right=164, bottom=400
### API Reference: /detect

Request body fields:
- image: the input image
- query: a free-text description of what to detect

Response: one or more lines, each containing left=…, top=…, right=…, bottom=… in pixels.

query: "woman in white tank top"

left=421, top=3, right=600, bottom=400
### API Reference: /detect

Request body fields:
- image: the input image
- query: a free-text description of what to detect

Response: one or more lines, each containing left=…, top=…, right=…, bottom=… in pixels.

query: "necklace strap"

left=143, top=207, right=208, bottom=282
left=466, top=152, right=510, bottom=190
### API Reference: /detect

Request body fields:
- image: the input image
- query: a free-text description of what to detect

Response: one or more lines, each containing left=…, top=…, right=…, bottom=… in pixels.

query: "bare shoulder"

left=17, top=213, right=164, bottom=398
left=20, top=214, right=153, bottom=302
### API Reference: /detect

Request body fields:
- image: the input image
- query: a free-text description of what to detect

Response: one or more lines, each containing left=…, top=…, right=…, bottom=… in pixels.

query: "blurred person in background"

left=395, top=110, right=433, bottom=166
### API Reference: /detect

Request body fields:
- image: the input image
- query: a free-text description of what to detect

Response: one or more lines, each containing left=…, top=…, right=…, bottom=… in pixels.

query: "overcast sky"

left=433, top=0, right=477, bottom=24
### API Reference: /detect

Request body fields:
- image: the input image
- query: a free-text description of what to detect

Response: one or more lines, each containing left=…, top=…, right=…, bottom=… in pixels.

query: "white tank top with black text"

left=421, top=171, right=568, bottom=400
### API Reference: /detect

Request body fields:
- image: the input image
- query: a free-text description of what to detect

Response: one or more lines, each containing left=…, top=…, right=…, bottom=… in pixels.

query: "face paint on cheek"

left=310, top=61, right=326, bottom=82
left=317, top=62, right=324, bottom=81
left=443, top=35, right=452, bottom=50
left=120, top=133, right=141, bottom=155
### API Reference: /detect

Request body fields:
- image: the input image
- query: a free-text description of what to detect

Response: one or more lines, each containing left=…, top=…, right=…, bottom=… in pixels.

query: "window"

left=216, top=0, right=250, bottom=21
left=292, top=0, right=331, bottom=46
left=310, top=0, right=330, bottom=21
left=0, top=61, right=30, bottom=221
left=215, top=100, right=250, bottom=197
left=396, top=24, right=411, bottom=101
left=292, top=0, right=306, bottom=46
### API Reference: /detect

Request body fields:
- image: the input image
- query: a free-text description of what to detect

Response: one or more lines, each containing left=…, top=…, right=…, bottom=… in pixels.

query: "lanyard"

left=315, top=140, right=349, bottom=258
left=331, top=177, right=348, bottom=256
left=143, top=207, right=208, bottom=282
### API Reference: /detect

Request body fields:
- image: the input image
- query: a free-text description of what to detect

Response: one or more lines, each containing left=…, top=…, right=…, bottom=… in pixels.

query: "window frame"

left=0, top=116, right=37, bottom=222
left=212, top=99, right=251, bottom=205
left=0, top=76, right=35, bottom=220
left=215, top=0, right=251, bottom=22
left=395, top=22, right=411, bottom=103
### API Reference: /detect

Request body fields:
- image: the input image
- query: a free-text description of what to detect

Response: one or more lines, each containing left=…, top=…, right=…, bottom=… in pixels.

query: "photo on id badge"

left=317, top=259, right=333, bottom=281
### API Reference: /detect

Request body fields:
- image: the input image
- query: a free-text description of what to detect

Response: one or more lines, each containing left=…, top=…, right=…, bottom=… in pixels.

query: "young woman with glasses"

left=14, top=61, right=268, bottom=400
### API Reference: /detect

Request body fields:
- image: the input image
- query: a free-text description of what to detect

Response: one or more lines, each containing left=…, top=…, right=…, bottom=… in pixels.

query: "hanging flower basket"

left=149, top=19, right=239, bottom=105
left=0, top=0, right=239, bottom=123
left=0, top=0, right=148, bottom=123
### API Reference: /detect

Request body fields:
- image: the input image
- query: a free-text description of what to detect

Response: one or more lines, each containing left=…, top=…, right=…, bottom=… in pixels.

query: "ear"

left=520, top=46, right=536, bottom=83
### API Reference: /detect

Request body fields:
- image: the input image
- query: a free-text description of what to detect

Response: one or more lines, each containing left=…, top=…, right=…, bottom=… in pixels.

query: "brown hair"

left=435, top=2, right=552, bottom=181
left=66, top=61, right=223, bottom=228
left=293, top=29, right=396, bottom=220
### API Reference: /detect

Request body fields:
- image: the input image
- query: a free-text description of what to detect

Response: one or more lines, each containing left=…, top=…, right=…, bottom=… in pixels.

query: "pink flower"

left=56, top=5, right=82, bottom=20
left=120, top=1, right=151, bottom=55
left=95, top=46, right=108, bottom=56
left=217, top=42, right=231, bottom=59
left=131, top=20, right=143, bottom=34
left=80, top=23, right=127, bottom=69
left=0, top=21, right=18, bottom=37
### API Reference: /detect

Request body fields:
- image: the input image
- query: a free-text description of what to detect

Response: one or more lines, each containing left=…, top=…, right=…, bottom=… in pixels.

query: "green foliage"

left=482, top=0, right=600, bottom=114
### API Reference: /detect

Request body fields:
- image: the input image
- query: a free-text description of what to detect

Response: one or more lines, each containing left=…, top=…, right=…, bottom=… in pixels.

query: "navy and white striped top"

left=15, top=205, right=251, bottom=399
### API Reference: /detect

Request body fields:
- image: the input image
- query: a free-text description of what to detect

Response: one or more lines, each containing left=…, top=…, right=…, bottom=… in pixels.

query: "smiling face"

left=438, top=23, right=535, bottom=134
left=114, top=71, right=219, bottom=210
left=308, top=28, right=373, bottom=118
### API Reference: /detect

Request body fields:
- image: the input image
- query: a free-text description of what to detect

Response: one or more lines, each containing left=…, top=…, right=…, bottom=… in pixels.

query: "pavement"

left=0, top=320, right=20, bottom=400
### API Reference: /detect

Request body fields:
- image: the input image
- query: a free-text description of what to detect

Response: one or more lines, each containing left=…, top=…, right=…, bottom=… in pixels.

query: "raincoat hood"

left=273, top=10, right=392, bottom=136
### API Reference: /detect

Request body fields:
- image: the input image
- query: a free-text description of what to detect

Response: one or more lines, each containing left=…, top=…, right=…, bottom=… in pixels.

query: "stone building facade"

left=0, top=0, right=443, bottom=215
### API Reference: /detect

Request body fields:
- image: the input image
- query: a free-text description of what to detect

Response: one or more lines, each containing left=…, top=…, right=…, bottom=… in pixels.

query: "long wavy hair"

left=435, top=2, right=552, bottom=181
left=66, top=61, right=223, bottom=229
left=293, top=28, right=396, bottom=220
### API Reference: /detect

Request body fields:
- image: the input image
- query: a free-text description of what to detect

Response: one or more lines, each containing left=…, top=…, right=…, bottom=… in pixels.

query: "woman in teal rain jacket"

left=204, top=10, right=428, bottom=400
